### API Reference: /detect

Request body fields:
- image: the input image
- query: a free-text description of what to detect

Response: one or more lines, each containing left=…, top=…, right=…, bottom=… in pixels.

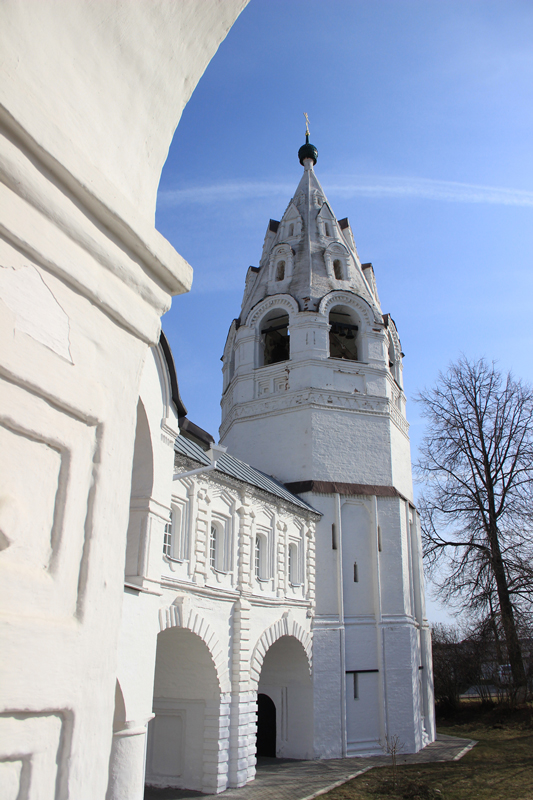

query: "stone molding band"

left=285, top=480, right=410, bottom=503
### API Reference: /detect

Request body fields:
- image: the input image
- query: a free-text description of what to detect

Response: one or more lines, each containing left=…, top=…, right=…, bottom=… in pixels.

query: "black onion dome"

left=298, top=133, right=318, bottom=166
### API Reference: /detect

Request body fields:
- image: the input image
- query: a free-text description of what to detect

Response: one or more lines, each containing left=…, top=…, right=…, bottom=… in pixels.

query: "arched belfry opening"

left=256, top=635, right=313, bottom=760
left=328, top=306, right=359, bottom=361
left=261, top=310, right=290, bottom=366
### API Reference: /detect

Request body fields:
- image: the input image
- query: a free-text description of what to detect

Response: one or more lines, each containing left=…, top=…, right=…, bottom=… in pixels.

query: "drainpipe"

left=173, top=443, right=227, bottom=480
left=335, top=493, right=347, bottom=757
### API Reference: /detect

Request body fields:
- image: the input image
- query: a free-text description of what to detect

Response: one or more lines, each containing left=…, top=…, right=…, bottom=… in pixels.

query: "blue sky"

left=157, top=0, right=533, bottom=622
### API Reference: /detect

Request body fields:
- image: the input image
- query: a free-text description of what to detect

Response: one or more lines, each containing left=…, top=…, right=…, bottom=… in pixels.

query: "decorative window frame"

left=281, top=203, right=302, bottom=240
left=319, top=291, right=379, bottom=364
left=253, top=514, right=275, bottom=584
left=268, top=244, right=294, bottom=289
left=324, top=242, right=351, bottom=282
left=247, top=295, right=299, bottom=369
left=255, top=531, right=268, bottom=581
left=164, top=498, right=190, bottom=562
left=287, top=523, right=304, bottom=586
left=209, top=512, right=231, bottom=573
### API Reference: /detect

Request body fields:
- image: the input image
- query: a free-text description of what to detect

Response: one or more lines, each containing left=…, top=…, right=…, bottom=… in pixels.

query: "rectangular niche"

left=0, top=713, right=66, bottom=800
left=0, top=377, right=97, bottom=620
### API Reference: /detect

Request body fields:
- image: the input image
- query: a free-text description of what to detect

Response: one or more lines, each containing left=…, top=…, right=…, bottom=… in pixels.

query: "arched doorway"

left=256, top=635, right=313, bottom=760
left=146, top=627, right=221, bottom=792
left=256, top=694, right=276, bottom=757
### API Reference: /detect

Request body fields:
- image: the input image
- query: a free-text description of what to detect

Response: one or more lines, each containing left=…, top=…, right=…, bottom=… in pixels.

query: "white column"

left=106, top=721, right=151, bottom=800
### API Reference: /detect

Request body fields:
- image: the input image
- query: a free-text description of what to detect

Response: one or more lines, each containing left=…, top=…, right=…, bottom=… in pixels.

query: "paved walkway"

left=144, top=734, right=477, bottom=800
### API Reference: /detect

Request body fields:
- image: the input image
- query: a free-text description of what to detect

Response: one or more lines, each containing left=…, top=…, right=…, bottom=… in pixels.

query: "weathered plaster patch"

left=0, top=265, right=73, bottom=362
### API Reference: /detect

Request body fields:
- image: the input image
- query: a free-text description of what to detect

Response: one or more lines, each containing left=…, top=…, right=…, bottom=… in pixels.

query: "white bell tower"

left=220, top=130, right=436, bottom=757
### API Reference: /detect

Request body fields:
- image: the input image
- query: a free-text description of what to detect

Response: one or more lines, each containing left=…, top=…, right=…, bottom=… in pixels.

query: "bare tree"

left=417, top=357, right=533, bottom=690
left=431, top=623, right=481, bottom=710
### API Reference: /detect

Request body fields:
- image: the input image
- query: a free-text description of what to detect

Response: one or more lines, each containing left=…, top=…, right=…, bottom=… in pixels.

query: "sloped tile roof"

left=174, top=435, right=319, bottom=515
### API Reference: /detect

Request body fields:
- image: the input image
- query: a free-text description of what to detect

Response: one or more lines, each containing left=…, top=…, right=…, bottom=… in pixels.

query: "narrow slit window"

left=325, top=223, right=331, bottom=237
left=333, top=259, right=343, bottom=280
left=332, top=523, right=337, bottom=550
left=353, top=673, right=358, bottom=699
left=276, top=260, right=285, bottom=281
left=353, top=561, right=358, bottom=582
left=289, top=223, right=294, bottom=236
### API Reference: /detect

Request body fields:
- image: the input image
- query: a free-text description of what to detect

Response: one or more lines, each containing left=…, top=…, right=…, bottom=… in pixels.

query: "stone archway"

left=251, top=620, right=313, bottom=761
left=146, top=626, right=228, bottom=795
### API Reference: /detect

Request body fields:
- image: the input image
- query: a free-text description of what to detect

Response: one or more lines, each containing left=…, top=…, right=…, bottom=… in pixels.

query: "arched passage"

left=146, top=627, right=223, bottom=793
left=256, top=635, right=313, bottom=760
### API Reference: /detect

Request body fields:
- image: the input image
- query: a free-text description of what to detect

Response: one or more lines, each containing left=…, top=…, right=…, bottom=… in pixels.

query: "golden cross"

left=304, top=112, right=310, bottom=137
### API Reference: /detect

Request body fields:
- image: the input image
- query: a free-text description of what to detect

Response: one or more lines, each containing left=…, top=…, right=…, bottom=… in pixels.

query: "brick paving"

left=144, top=733, right=477, bottom=800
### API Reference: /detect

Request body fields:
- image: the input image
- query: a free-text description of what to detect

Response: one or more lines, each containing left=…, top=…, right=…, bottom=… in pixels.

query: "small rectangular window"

left=210, top=524, right=218, bottom=569
left=163, top=517, right=172, bottom=558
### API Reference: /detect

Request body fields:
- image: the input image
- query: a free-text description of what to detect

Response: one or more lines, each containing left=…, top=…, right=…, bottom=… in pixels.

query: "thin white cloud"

left=158, top=176, right=533, bottom=208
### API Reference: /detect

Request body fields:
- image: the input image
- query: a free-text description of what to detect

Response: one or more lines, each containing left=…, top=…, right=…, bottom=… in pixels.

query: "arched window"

left=329, top=306, right=358, bottom=361
left=288, top=542, right=299, bottom=585
left=261, top=311, right=290, bottom=366
left=255, top=533, right=269, bottom=580
left=333, top=259, right=343, bottom=280
left=276, top=260, right=285, bottom=281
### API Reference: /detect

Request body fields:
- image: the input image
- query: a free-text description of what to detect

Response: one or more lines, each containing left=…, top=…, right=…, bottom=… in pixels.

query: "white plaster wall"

left=389, top=420, right=414, bottom=501
left=378, top=499, right=413, bottom=617
left=0, top=5, right=249, bottom=798
left=342, top=501, right=375, bottom=619
left=1, top=1, right=249, bottom=222
left=311, top=627, right=344, bottom=758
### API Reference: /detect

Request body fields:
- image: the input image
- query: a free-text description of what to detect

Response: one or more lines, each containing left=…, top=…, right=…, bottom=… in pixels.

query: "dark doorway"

left=256, top=693, right=276, bottom=757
